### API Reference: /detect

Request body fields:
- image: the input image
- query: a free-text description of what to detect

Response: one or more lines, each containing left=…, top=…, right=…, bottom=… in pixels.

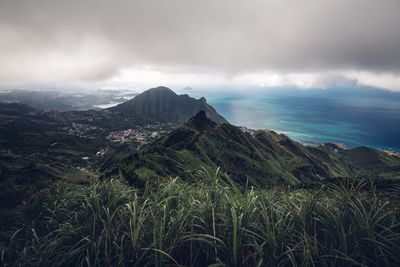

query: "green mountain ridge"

left=105, top=111, right=400, bottom=186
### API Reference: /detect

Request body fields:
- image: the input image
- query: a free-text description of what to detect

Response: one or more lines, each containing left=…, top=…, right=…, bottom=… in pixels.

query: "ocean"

left=178, top=86, right=400, bottom=151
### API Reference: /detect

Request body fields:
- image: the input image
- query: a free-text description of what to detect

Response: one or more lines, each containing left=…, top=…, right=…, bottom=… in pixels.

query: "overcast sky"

left=1, top=0, right=400, bottom=91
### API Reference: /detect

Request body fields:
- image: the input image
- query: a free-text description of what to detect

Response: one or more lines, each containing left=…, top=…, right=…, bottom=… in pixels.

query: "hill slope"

left=109, top=86, right=227, bottom=124
left=104, top=111, right=400, bottom=186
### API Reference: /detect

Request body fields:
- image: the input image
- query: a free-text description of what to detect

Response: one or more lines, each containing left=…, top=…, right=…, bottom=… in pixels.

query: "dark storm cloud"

left=0, top=0, right=400, bottom=86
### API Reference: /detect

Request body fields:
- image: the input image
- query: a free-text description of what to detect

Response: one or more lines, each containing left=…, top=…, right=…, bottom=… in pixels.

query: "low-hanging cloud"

left=1, top=0, right=400, bottom=90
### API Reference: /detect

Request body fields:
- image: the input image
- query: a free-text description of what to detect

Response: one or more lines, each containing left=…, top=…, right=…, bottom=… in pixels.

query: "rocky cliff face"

left=185, top=110, right=217, bottom=131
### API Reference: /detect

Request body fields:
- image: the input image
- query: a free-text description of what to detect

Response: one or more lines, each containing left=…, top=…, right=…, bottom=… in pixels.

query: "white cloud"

left=104, top=68, right=400, bottom=92
left=344, top=71, right=400, bottom=91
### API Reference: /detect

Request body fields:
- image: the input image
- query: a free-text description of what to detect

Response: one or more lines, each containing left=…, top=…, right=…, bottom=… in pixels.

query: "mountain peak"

left=141, top=86, right=176, bottom=95
left=109, top=86, right=228, bottom=124
left=185, top=110, right=217, bottom=131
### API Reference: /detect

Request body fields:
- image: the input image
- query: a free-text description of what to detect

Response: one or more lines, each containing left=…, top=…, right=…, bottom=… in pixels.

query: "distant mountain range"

left=0, top=90, right=128, bottom=111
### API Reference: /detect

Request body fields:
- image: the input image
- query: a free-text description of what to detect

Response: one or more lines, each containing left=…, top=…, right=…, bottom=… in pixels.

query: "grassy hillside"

left=103, top=112, right=400, bottom=187
left=3, top=169, right=400, bottom=266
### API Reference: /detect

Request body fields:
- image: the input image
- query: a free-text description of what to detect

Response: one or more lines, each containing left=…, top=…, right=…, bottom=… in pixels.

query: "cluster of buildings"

left=381, top=149, right=400, bottom=157
left=331, top=142, right=348, bottom=149
left=239, top=126, right=257, bottom=135
left=65, top=123, right=101, bottom=138
left=107, top=123, right=170, bottom=145
left=239, top=126, right=276, bottom=136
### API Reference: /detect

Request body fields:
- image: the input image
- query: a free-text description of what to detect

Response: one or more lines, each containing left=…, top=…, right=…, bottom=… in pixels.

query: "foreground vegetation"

left=3, top=169, right=400, bottom=266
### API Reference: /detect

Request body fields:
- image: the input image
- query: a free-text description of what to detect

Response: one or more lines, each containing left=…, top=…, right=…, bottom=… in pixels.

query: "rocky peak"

left=185, top=110, right=217, bottom=131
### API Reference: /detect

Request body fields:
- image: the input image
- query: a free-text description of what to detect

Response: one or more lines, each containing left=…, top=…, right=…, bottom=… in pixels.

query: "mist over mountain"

left=0, top=89, right=129, bottom=111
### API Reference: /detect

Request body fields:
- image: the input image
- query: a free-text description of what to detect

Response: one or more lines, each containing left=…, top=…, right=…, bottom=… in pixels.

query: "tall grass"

left=3, top=170, right=400, bottom=266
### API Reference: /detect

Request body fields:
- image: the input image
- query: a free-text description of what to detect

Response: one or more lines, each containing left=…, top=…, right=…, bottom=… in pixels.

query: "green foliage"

left=114, top=120, right=400, bottom=189
left=3, top=172, right=400, bottom=266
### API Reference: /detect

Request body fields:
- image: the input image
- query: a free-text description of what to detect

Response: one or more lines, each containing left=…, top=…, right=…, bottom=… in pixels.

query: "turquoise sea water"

left=179, top=86, right=400, bottom=151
